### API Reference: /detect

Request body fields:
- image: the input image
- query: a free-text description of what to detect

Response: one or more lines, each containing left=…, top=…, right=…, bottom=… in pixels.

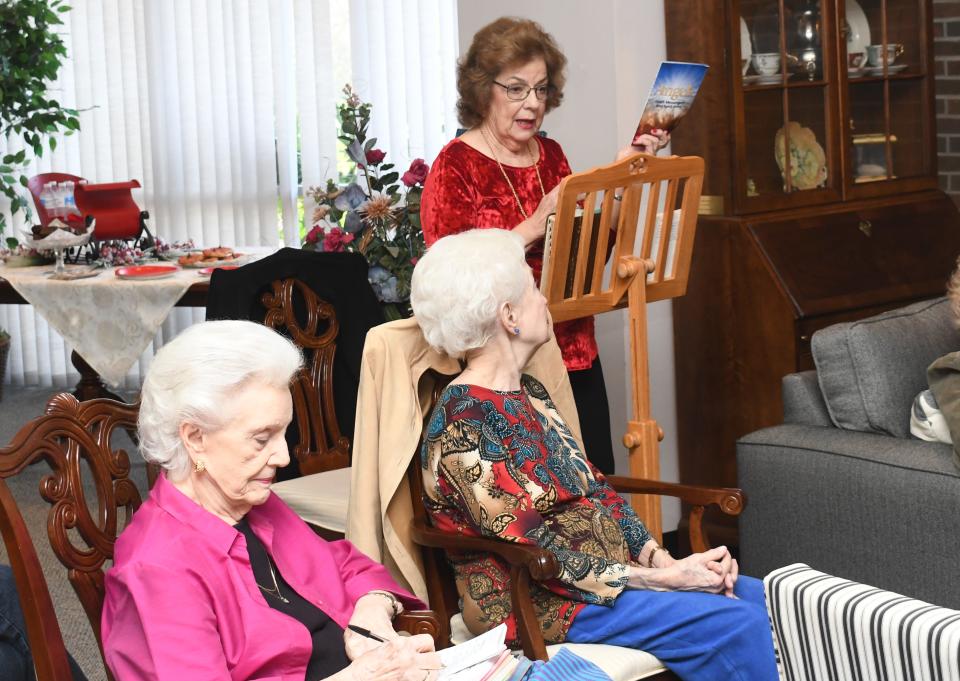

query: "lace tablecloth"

left=0, top=264, right=201, bottom=386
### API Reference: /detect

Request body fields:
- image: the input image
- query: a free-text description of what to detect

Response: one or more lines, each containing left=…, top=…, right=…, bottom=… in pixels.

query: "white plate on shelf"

left=848, top=67, right=867, bottom=78
left=755, top=73, right=792, bottom=85
left=846, top=0, right=871, bottom=57
left=740, top=17, right=752, bottom=75
left=865, top=64, right=908, bottom=76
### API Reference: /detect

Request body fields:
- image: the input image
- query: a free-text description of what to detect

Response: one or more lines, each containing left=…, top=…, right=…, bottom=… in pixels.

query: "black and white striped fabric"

left=765, top=563, right=960, bottom=681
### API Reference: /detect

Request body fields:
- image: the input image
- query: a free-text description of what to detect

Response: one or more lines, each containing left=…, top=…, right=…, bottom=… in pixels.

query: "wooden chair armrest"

left=394, top=610, right=443, bottom=641
left=410, top=521, right=560, bottom=581
left=409, top=520, right=555, bottom=660
left=606, top=475, right=745, bottom=554
left=606, top=475, right=744, bottom=515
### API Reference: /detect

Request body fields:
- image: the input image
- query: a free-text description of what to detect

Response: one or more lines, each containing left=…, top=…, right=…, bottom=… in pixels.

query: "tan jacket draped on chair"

left=346, top=317, right=582, bottom=601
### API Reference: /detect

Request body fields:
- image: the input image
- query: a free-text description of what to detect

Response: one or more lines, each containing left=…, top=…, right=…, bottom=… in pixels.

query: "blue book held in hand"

left=633, top=61, right=709, bottom=143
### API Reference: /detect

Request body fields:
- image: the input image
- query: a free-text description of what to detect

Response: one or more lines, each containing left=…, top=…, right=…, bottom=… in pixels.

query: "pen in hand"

left=347, top=624, right=388, bottom=642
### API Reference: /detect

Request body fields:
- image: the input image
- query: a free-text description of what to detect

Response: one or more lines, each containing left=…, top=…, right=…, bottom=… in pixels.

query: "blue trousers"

left=0, top=565, right=87, bottom=681
left=566, top=575, right=778, bottom=681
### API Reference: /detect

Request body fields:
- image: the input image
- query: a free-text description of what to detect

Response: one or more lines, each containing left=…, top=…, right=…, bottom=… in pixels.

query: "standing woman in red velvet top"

left=420, top=17, right=669, bottom=474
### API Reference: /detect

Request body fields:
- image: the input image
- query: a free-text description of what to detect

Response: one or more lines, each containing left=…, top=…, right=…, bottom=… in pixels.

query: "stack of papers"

left=437, top=623, right=514, bottom=681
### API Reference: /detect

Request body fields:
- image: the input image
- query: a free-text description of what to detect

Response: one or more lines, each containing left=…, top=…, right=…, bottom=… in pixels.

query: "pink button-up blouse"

left=102, top=474, right=424, bottom=680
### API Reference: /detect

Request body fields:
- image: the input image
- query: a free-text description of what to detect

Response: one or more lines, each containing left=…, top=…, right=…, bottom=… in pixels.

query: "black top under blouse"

left=235, top=517, right=351, bottom=679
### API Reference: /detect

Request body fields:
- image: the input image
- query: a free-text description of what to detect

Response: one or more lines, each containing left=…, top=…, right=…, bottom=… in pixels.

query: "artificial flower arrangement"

left=302, top=85, right=428, bottom=319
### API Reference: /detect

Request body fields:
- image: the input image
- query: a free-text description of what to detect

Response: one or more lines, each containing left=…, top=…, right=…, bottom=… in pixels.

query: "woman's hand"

left=616, top=129, right=671, bottom=160
left=332, top=635, right=442, bottom=681
left=515, top=184, right=561, bottom=247
left=627, top=545, right=739, bottom=597
left=345, top=593, right=401, bottom=660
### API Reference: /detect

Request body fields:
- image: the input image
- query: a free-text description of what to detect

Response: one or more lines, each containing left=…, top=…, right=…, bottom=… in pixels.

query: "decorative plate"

left=774, top=121, right=828, bottom=191
left=846, top=0, right=871, bottom=58
left=159, top=249, right=200, bottom=262
left=198, top=265, right=241, bottom=276
left=740, top=17, right=752, bottom=75
left=179, top=254, right=246, bottom=268
left=115, top=265, right=179, bottom=280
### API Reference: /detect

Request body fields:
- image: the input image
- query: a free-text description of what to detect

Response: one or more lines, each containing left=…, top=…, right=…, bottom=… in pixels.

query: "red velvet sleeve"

left=421, top=142, right=481, bottom=246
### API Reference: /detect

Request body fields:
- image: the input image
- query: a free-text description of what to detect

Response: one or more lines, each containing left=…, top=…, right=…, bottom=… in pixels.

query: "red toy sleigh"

left=27, top=172, right=153, bottom=246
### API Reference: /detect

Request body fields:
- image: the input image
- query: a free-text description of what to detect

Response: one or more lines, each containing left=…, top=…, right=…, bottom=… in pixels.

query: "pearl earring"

left=194, top=459, right=206, bottom=473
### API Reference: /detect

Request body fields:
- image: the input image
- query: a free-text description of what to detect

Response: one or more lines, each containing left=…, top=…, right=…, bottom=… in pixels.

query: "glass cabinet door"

left=841, top=0, right=935, bottom=193
left=736, top=0, right=841, bottom=212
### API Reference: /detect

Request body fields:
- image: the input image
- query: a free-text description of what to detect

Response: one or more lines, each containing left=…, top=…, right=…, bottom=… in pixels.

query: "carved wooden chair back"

left=259, top=277, right=350, bottom=476
left=405, top=368, right=460, bottom=648
left=0, top=393, right=140, bottom=681
left=541, top=153, right=705, bottom=540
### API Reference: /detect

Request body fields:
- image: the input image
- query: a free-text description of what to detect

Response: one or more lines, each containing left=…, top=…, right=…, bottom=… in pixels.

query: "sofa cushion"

left=812, top=297, right=959, bottom=437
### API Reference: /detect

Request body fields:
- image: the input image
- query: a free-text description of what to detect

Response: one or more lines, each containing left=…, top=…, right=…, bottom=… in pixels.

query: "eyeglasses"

left=493, top=80, right=552, bottom=102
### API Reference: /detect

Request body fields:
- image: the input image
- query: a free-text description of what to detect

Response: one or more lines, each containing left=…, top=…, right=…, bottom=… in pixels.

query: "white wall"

left=457, top=0, right=681, bottom=531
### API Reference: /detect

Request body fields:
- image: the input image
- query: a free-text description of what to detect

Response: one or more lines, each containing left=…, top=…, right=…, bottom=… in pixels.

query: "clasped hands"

left=628, top=544, right=739, bottom=599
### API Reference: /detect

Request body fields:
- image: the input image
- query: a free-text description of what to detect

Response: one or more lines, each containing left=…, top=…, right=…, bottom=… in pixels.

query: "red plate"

left=198, top=265, right=240, bottom=276
left=115, top=265, right=179, bottom=280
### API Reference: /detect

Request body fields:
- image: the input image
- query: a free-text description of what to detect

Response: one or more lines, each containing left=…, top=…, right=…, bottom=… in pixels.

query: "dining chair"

left=0, top=393, right=140, bottom=681
left=206, top=249, right=384, bottom=538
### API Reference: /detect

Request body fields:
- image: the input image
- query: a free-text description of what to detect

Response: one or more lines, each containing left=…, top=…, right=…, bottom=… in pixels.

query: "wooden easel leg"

left=621, top=260, right=663, bottom=541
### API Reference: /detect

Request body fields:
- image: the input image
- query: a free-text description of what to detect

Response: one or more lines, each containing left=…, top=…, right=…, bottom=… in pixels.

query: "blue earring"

left=513, top=327, right=521, bottom=336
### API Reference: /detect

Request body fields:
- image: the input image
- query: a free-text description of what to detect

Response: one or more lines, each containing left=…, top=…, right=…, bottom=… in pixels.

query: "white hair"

left=138, top=320, right=303, bottom=481
left=411, top=229, right=531, bottom=357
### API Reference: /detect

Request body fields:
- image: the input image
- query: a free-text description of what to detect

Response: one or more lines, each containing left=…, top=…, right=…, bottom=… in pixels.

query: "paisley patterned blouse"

left=420, top=137, right=598, bottom=371
left=421, top=375, right=652, bottom=646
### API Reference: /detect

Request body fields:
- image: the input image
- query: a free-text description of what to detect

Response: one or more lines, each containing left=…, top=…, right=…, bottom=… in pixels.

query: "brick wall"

left=935, top=0, right=960, bottom=204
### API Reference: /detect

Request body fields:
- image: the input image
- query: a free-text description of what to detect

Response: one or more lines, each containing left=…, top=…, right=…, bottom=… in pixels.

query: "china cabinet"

left=666, top=0, right=960, bottom=546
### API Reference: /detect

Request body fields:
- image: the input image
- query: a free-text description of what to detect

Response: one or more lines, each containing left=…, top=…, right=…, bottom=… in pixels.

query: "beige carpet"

left=0, top=385, right=145, bottom=681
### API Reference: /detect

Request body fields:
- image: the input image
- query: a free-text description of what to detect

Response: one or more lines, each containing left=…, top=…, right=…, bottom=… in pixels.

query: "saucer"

left=865, top=63, right=908, bottom=76
left=755, top=73, right=788, bottom=85
left=848, top=67, right=866, bottom=78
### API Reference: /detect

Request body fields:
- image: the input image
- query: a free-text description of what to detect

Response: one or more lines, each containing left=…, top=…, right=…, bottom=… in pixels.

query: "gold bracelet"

left=647, top=545, right=669, bottom=568
left=366, top=590, right=403, bottom=618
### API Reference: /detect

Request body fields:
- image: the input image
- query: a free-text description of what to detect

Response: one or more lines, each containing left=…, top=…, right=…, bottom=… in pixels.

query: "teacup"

left=752, top=52, right=780, bottom=76
left=848, top=51, right=865, bottom=69
left=866, top=43, right=904, bottom=67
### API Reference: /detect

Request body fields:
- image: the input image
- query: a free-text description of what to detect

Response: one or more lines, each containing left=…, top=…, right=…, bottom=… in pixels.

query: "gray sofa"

left=737, top=297, right=960, bottom=609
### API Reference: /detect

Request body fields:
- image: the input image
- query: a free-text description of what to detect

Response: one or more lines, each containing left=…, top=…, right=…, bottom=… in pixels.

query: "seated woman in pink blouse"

left=101, top=320, right=441, bottom=681
left=410, top=230, right=778, bottom=681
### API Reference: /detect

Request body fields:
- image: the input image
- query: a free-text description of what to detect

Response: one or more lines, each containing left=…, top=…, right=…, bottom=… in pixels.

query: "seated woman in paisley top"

left=410, top=229, right=778, bottom=681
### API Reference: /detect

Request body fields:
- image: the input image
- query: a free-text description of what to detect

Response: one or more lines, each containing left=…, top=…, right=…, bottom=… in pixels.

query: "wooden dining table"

left=0, top=268, right=210, bottom=400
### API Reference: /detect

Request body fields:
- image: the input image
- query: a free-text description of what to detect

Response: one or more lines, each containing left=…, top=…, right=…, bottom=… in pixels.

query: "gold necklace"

left=258, top=555, right=290, bottom=604
left=479, top=126, right=545, bottom=220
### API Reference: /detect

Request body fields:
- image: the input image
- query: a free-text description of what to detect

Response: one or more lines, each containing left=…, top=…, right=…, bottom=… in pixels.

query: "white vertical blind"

left=349, top=0, right=460, bottom=172
left=0, top=0, right=459, bottom=388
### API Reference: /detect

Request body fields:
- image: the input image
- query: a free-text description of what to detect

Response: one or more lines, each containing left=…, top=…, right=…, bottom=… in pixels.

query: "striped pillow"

left=765, top=563, right=960, bottom=681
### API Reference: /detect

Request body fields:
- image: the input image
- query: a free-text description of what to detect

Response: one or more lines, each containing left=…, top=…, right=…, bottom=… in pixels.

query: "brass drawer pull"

left=858, top=219, right=872, bottom=237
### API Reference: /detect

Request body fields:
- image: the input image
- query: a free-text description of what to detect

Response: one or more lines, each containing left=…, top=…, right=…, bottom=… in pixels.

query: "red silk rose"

left=365, top=148, right=386, bottom=165
left=322, top=227, right=355, bottom=252
left=402, top=158, right=429, bottom=187
left=305, top=225, right=323, bottom=244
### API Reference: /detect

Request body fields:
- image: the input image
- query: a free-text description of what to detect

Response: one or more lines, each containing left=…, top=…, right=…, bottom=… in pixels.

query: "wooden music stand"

left=541, top=153, right=705, bottom=540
